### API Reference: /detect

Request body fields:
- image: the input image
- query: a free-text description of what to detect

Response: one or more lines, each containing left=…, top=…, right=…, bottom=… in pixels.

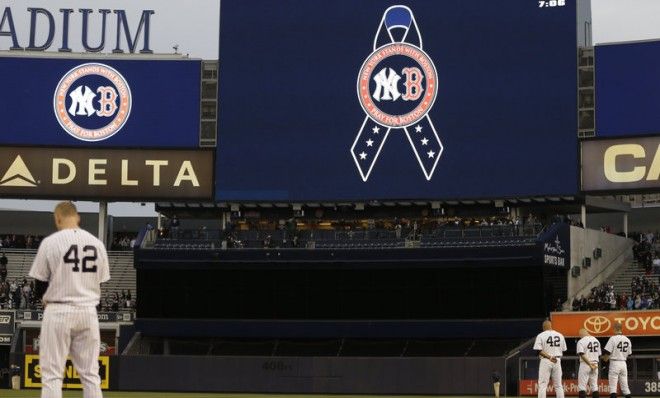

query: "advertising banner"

left=551, top=310, right=660, bottom=337
left=24, top=355, right=109, bottom=389
left=216, top=0, right=578, bottom=201
left=17, top=310, right=133, bottom=323
left=581, top=136, right=660, bottom=192
left=0, top=310, right=15, bottom=345
left=25, top=328, right=117, bottom=355
left=521, top=379, right=660, bottom=397
left=539, top=223, right=571, bottom=267
left=0, top=147, right=214, bottom=200
left=520, top=379, right=616, bottom=396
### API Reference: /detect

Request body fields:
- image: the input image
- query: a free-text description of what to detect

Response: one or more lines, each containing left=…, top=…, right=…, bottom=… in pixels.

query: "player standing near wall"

left=602, top=322, right=632, bottom=398
left=576, top=328, right=601, bottom=398
left=29, top=202, right=110, bottom=398
left=534, top=320, right=567, bottom=398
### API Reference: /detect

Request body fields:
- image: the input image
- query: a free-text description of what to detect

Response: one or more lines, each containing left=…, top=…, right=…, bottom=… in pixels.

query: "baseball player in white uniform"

left=534, top=320, right=567, bottom=398
left=576, top=328, right=601, bottom=398
left=28, top=202, right=110, bottom=398
left=602, top=322, right=632, bottom=398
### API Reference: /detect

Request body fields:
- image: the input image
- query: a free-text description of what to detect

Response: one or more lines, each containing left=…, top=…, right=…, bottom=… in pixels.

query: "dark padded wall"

left=137, top=266, right=547, bottom=319
left=118, top=355, right=505, bottom=395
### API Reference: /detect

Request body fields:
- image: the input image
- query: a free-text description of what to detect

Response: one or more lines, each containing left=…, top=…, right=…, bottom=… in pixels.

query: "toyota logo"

left=584, top=316, right=611, bottom=334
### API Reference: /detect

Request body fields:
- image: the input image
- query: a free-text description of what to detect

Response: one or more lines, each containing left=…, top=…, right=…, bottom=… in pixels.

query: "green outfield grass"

left=0, top=393, right=517, bottom=398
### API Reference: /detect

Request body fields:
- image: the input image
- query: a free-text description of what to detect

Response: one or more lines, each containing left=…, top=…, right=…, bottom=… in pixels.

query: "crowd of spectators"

left=0, top=249, right=135, bottom=312
left=0, top=278, right=135, bottom=312
left=0, top=278, right=40, bottom=310
left=110, top=233, right=138, bottom=251
left=226, top=213, right=543, bottom=233
left=184, top=213, right=554, bottom=249
left=0, top=232, right=146, bottom=251
left=0, top=234, right=43, bottom=249
left=572, top=283, right=617, bottom=311
left=99, top=290, right=135, bottom=312
left=572, top=275, right=660, bottom=311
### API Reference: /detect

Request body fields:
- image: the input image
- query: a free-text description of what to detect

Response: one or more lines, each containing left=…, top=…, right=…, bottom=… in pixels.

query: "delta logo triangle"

left=0, top=155, right=37, bottom=187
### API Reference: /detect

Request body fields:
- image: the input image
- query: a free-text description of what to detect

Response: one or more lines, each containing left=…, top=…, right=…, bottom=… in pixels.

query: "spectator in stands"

left=627, top=295, right=634, bottom=310
left=653, top=255, right=660, bottom=275
left=0, top=281, right=8, bottom=308
left=645, top=231, right=656, bottom=244
left=572, top=296, right=580, bottom=311
left=12, top=280, right=20, bottom=309
left=0, top=252, right=7, bottom=281
left=263, top=234, right=272, bottom=248
left=170, top=215, right=180, bottom=238
left=21, top=280, right=31, bottom=309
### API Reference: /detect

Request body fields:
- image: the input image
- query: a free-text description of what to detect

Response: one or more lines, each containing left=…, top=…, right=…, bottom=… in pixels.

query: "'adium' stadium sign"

left=0, top=7, right=154, bottom=53
left=0, top=1, right=219, bottom=57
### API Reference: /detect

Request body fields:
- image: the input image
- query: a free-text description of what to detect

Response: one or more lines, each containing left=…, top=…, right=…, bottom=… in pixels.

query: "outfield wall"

left=116, top=355, right=505, bottom=395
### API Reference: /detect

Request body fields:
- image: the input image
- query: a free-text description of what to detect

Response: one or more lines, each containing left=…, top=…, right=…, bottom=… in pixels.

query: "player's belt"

left=610, top=359, right=626, bottom=361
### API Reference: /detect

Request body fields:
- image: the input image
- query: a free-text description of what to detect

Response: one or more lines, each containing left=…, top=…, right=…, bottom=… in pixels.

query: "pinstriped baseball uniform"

left=534, top=330, right=567, bottom=398
left=576, top=335, right=600, bottom=393
left=29, top=228, right=110, bottom=398
left=605, top=334, right=632, bottom=396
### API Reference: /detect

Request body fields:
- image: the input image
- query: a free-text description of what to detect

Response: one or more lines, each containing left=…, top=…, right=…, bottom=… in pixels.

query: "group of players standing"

left=535, top=320, right=632, bottom=398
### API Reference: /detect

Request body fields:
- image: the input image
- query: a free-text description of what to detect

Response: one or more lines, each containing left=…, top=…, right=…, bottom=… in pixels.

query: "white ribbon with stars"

left=351, top=5, right=443, bottom=182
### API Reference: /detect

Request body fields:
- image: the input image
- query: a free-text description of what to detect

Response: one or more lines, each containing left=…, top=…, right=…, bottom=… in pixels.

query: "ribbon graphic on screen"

left=352, top=5, right=443, bottom=182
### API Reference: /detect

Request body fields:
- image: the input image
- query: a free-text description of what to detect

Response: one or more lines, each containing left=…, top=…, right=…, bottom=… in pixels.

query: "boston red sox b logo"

left=352, top=5, right=443, bottom=181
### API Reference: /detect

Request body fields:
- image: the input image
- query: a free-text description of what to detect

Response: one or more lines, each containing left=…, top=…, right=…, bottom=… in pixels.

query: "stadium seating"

left=1, top=249, right=136, bottom=302
left=148, top=223, right=543, bottom=250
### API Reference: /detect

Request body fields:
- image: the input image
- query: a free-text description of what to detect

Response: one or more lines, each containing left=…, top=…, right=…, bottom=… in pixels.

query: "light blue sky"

left=0, top=0, right=655, bottom=217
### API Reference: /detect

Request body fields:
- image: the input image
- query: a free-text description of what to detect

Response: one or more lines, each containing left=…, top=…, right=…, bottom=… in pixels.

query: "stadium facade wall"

left=582, top=207, right=660, bottom=235
left=116, top=355, right=505, bottom=395
left=567, top=227, right=634, bottom=299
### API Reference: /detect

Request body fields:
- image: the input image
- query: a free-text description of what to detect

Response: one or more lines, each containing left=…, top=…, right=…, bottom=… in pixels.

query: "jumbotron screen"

left=595, top=39, right=660, bottom=138
left=216, top=0, right=578, bottom=201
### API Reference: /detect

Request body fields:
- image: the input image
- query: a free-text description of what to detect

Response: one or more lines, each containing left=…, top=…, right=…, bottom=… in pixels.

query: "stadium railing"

left=148, top=223, right=544, bottom=250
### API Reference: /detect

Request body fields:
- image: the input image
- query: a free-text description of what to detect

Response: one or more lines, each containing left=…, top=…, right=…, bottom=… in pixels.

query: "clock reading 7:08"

left=538, top=0, right=566, bottom=7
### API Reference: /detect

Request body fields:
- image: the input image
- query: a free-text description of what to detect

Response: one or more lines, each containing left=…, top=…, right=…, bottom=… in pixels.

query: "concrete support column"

left=581, top=205, right=587, bottom=229
left=98, top=201, right=108, bottom=246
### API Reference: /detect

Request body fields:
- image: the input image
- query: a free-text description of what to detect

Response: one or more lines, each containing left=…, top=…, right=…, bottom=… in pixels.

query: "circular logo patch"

left=357, top=43, right=438, bottom=128
left=53, top=63, right=132, bottom=142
